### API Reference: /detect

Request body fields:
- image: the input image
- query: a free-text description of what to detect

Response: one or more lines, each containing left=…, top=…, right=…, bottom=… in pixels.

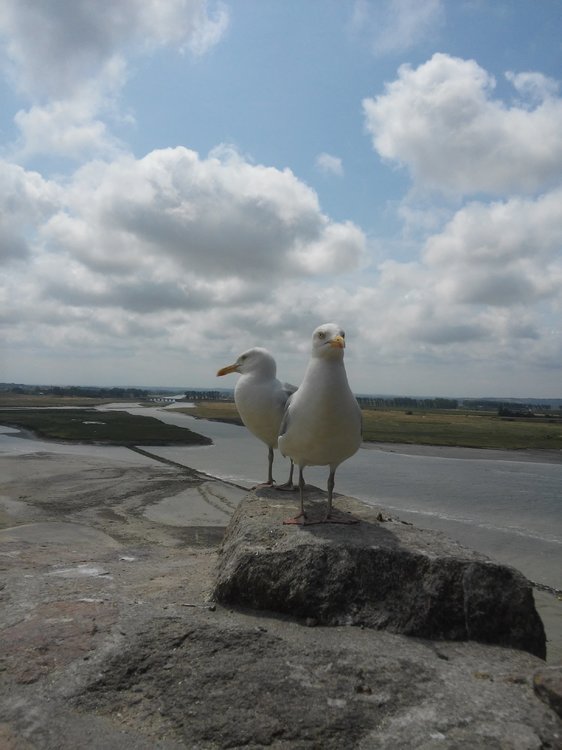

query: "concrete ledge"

left=214, top=487, right=546, bottom=659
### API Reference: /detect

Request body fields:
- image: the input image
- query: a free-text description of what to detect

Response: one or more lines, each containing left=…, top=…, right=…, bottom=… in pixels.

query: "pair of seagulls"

left=217, top=323, right=362, bottom=524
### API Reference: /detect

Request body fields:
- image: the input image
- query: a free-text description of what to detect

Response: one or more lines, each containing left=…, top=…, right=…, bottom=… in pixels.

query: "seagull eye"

left=341, top=331, right=345, bottom=338
left=318, top=332, right=325, bottom=340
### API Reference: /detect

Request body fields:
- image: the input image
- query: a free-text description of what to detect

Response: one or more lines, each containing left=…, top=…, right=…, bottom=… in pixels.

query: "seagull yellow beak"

left=217, top=363, right=239, bottom=376
left=330, top=335, right=345, bottom=349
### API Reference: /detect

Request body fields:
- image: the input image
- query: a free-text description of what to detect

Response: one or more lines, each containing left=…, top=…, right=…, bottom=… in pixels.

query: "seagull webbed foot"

left=282, top=512, right=309, bottom=525
left=252, top=480, right=275, bottom=490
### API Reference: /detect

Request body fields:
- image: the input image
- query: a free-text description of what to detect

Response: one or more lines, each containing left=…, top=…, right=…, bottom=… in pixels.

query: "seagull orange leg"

left=252, top=447, right=275, bottom=489
left=322, top=469, right=359, bottom=524
left=325, top=469, right=335, bottom=519
left=275, top=460, right=296, bottom=491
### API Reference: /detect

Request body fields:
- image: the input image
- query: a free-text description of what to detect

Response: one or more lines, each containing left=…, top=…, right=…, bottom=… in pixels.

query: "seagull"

left=217, top=347, right=295, bottom=488
left=278, top=323, right=362, bottom=524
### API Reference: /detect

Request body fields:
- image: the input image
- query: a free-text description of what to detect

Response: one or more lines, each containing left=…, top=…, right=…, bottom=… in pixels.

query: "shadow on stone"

left=214, top=488, right=546, bottom=659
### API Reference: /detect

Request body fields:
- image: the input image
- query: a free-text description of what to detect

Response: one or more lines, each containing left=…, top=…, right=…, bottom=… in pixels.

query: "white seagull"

left=278, top=323, right=362, bottom=524
left=217, top=347, right=295, bottom=488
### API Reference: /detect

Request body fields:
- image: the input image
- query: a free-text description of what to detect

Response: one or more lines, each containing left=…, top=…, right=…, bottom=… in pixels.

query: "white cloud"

left=424, top=190, right=562, bottom=310
left=315, top=152, right=344, bottom=177
left=0, top=146, right=367, bottom=371
left=14, top=92, right=123, bottom=161
left=13, top=52, right=128, bottom=157
left=363, top=53, right=562, bottom=195
left=0, top=0, right=228, bottom=160
left=425, top=190, right=562, bottom=269
left=40, top=146, right=365, bottom=285
left=0, top=161, right=62, bottom=262
left=351, top=0, right=444, bottom=56
left=506, top=71, right=560, bottom=105
left=0, top=0, right=228, bottom=99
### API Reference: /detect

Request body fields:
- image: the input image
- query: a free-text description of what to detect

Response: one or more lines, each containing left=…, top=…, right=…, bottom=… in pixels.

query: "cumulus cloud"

left=0, top=0, right=228, bottom=99
left=424, top=190, right=562, bottom=310
left=0, top=146, right=366, bottom=368
left=315, top=152, right=344, bottom=176
left=351, top=0, right=444, bottom=56
left=13, top=82, right=125, bottom=160
left=41, top=146, right=365, bottom=286
left=363, top=53, right=562, bottom=195
left=0, top=161, right=62, bottom=262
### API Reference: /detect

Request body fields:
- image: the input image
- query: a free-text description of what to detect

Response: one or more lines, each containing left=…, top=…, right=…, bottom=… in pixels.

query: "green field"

left=0, top=408, right=211, bottom=446
left=360, top=408, right=562, bottom=450
left=180, top=401, right=562, bottom=451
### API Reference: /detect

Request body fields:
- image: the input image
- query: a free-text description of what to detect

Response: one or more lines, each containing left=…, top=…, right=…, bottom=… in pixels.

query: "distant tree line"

left=3, top=384, right=149, bottom=399
left=464, top=399, right=552, bottom=414
left=357, top=396, right=458, bottom=410
left=184, top=390, right=234, bottom=401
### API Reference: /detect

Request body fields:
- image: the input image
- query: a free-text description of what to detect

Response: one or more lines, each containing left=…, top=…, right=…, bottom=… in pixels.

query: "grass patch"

left=0, top=393, right=121, bottom=407
left=173, top=402, right=242, bottom=426
left=0, top=409, right=211, bottom=446
left=361, top=408, right=562, bottom=450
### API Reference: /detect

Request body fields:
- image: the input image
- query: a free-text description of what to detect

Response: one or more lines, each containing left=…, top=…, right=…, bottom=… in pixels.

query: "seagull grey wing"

left=278, top=393, right=293, bottom=438
left=271, top=380, right=292, bottom=414
left=282, top=382, right=298, bottom=396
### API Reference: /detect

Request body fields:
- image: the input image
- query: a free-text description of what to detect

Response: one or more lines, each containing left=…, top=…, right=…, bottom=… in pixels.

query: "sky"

left=1, top=0, right=561, bottom=398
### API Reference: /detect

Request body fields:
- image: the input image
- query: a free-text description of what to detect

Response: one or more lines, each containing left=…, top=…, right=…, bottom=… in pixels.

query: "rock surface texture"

left=215, top=487, right=547, bottom=658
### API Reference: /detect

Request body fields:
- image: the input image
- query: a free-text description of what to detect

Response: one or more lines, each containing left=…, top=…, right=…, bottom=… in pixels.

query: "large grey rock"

left=214, top=487, right=547, bottom=659
left=75, top=615, right=561, bottom=750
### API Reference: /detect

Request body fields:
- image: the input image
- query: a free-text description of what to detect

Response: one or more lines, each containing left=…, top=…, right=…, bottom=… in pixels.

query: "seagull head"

left=217, top=347, right=277, bottom=378
left=311, top=323, right=346, bottom=360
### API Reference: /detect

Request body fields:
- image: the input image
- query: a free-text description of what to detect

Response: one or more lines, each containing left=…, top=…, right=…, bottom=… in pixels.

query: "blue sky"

left=1, top=0, right=561, bottom=397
